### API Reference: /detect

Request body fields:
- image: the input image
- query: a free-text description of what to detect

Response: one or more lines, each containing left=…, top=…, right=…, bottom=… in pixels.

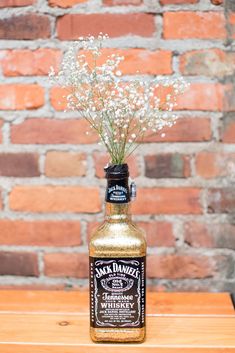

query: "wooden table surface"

left=0, top=290, right=234, bottom=352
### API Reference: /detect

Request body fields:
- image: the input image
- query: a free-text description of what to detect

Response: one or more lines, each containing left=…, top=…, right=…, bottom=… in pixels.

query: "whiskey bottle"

left=89, top=163, right=146, bottom=343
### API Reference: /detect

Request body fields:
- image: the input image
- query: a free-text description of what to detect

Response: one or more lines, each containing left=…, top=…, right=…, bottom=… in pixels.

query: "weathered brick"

left=44, top=253, right=88, bottom=278
left=180, top=49, right=235, bottom=78
left=0, top=220, right=81, bottom=246
left=160, top=0, right=198, bottom=3
left=0, top=0, right=34, bottom=6
left=163, top=12, right=226, bottom=39
left=0, top=49, right=62, bottom=77
left=223, top=84, right=235, bottom=112
left=80, top=48, right=172, bottom=75
left=229, top=12, right=235, bottom=39
left=93, top=151, right=139, bottom=178
left=57, top=14, right=155, bottom=40
left=132, top=188, right=202, bottom=214
left=49, top=0, right=87, bottom=7
left=145, top=153, right=190, bottom=178
left=11, top=118, right=99, bottom=144
left=103, top=0, right=142, bottom=5
left=184, top=221, right=235, bottom=249
left=195, top=151, right=235, bottom=178
left=0, top=252, right=38, bottom=276
left=176, top=83, right=224, bottom=111
left=138, top=221, right=175, bottom=247
left=211, top=0, right=223, bottom=4
left=45, top=151, right=86, bottom=177
left=0, top=85, right=44, bottom=110
left=9, top=186, right=101, bottom=213
left=0, top=14, right=51, bottom=40
left=0, top=153, right=39, bottom=177
left=147, top=254, right=214, bottom=279
left=142, top=117, right=211, bottom=142
left=221, top=115, right=235, bottom=143
left=207, top=188, right=235, bottom=214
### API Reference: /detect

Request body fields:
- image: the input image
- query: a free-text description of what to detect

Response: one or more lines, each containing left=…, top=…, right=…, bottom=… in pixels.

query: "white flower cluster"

left=49, top=34, right=189, bottom=164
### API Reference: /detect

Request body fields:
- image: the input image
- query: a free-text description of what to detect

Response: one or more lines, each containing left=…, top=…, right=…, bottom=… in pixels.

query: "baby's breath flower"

left=49, top=35, right=189, bottom=164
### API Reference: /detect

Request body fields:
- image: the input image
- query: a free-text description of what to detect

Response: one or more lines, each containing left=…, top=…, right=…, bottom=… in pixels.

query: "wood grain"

left=0, top=291, right=234, bottom=352
left=0, top=291, right=233, bottom=315
left=0, top=314, right=234, bottom=352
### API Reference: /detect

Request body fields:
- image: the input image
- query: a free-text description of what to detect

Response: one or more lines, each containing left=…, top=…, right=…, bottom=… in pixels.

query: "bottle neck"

left=105, top=202, right=131, bottom=222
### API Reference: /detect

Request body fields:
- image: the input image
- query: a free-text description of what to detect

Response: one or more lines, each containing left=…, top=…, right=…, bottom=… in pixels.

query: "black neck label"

left=105, top=178, right=130, bottom=203
left=90, top=257, right=146, bottom=328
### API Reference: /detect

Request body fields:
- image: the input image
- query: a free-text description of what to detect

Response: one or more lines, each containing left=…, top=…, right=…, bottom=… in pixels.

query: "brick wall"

left=0, top=0, right=234, bottom=292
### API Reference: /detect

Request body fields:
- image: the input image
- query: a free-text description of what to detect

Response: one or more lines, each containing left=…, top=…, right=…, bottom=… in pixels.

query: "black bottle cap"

left=104, top=164, right=130, bottom=203
left=104, top=163, right=129, bottom=179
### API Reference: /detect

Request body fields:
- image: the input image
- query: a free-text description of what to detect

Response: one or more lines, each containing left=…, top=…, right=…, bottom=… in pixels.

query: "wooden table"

left=0, top=290, right=234, bottom=352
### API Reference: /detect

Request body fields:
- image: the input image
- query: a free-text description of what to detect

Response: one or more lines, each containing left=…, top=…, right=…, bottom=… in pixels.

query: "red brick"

left=176, top=83, right=224, bottom=111
left=147, top=254, right=214, bottom=279
left=184, top=222, right=214, bottom=248
left=81, top=48, right=172, bottom=75
left=0, top=251, right=38, bottom=276
left=0, top=220, right=81, bottom=246
left=184, top=221, right=235, bottom=249
left=195, top=151, right=235, bottom=178
left=45, top=151, right=86, bottom=177
left=0, top=49, right=62, bottom=77
left=180, top=49, right=235, bottom=78
left=0, top=14, right=51, bottom=40
left=161, top=0, right=198, bottom=3
left=163, top=12, right=226, bottom=39
left=118, top=49, right=172, bottom=75
left=9, top=185, right=101, bottom=213
left=49, top=0, right=87, bottom=7
left=229, top=13, right=235, bottom=39
left=44, top=253, right=88, bottom=278
left=142, top=117, right=211, bottom=142
left=224, top=84, right=235, bottom=112
left=0, top=153, right=39, bottom=177
left=0, top=84, right=44, bottom=110
left=93, top=151, right=139, bottom=178
left=138, top=221, right=175, bottom=247
left=207, top=188, right=235, bottom=214
left=0, top=284, right=66, bottom=290
left=11, top=118, right=99, bottom=144
left=211, top=0, right=223, bottom=4
left=50, top=87, right=69, bottom=111
left=221, top=115, right=235, bottom=143
left=57, top=14, right=155, bottom=40
left=145, top=153, right=190, bottom=178
left=132, top=188, right=202, bottom=214
left=0, top=0, right=34, bottom=6
left=103, top=0, right=142, bottom=5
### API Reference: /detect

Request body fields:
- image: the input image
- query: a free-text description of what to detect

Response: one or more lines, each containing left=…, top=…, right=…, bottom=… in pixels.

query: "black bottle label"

left=90, top=256, right=145, bottom=328
left=105, top=178, right=130, bottom=203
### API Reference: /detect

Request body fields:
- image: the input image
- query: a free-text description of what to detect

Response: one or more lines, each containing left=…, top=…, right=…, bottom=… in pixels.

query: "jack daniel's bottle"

left=89, top=164, right=146, bottom=342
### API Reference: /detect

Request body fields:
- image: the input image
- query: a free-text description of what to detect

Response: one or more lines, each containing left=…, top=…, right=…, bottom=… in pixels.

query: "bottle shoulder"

left=89, top=220, right=146, bottom=257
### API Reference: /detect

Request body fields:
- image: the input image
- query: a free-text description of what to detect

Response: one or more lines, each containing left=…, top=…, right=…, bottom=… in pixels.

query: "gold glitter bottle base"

left=90, top=327, right=146, bottom=343
left=89, top=203, right=147, bottom=343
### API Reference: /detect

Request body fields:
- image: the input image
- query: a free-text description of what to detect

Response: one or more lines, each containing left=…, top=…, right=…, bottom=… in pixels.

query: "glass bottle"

left=89, top=163, right=146, bottom=343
